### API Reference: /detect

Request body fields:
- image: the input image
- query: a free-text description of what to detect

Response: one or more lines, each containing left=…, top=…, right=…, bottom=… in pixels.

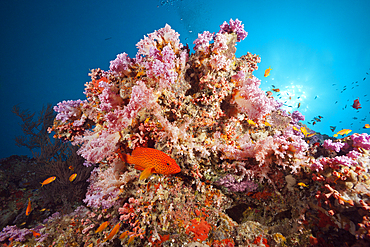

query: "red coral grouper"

left=120, top=147, right=181, bottom=180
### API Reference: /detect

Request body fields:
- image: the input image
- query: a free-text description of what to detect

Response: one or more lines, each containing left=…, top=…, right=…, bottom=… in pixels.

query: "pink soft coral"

left=231, top=73, right=278, bottom=121
left=193, top=31, right=214, bottom=53
left=105, top=80, right=156, bottom=132
left=109, top=52, right=132, bottom=76
left=209, top=54, right=231, bottom=71
left=145, top=45, right=178, bottom=89
left=73, top=129, right=121, bottom=163
left=136, top=24, right=182, bottom=56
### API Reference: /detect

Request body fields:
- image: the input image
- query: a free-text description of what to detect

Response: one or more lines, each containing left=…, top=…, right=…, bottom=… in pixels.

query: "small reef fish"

left=95, top=221, right=109, bottom=234
left=264, top=121, right=271, bottom=127
left=68, top=166, right=74, bottom=171
left=104, top=222, right=121, bottom=242
left=69, top=173, right=77, bottom=182
left=307, top=133, right=316, bottom=138
left=330, top=126, right=336, bottom=132
left=300, top=127, right=308, bottom=137
left=128, top=236, right=135, bottom=245
left=119, top=147, right=181, bottom=180
left=266, top=91, right=273, bottom=97
left=272, top=88, right=280, bottom=92
left=264, top=67, right=272, bottom=77
left=31, top=230, right=40, bottom=238
left=364, top=124, right=370, bottom=129
left=247, top=119, right=256, bottom=126
left=297, top=103, right=301, bottom=108
left=26, top=198, right=32, bottom=216
left=40, top=176, right=56, bottom=187
left=333, top=129, right=352, bottom=137
left=292, top=126, right=300, bottom=132
left=352, top=98, right=362, bottom=109
left=298, top=182, right=309, bottom=188
left=119, top=230, right=129, bottom=239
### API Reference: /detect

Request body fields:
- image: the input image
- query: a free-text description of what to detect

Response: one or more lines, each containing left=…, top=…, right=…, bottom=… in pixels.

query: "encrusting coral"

left=2, top=19, right=370, bottom=246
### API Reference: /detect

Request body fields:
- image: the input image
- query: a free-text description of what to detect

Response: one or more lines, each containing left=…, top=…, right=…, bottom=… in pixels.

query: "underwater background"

left=1, top=1, right=370, bottom=247
left=0, top=0, right=369, bottom=158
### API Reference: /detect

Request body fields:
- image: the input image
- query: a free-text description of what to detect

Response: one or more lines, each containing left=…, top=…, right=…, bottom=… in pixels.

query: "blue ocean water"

left=0, top=0, right=369, bottom=158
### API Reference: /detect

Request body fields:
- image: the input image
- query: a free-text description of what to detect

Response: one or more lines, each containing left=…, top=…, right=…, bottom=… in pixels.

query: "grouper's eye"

left=166, top=163, right=170, bottom=166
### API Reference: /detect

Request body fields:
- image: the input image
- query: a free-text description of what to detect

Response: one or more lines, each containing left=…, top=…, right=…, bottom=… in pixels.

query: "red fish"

left=119, top=147, right=181, bottom=180
left=26, top=198, right=32, bottom=216
left=31, top=230, right=40, bottom=238
left=352, top=98, right=361, bottom=109
left=266, top=91, right=273, bottom=97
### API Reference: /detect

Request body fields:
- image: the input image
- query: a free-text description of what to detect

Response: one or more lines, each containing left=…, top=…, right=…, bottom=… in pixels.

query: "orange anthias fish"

left=40, top=176, right=56, bottom=187
left=26, top=198, right=32, bottom=216
left=364, top=124, right=370, bottom=129
left=119, top=147, right=181, bottom=180
left=69, top=173, right=77, bottom=182
left=333, top=129, right=352, bottom=137
left=119, top=230, right=129, bottom=239
left=272, top=88, right=280, bottom=92
left=264, top=67, right=272, bottom=77
left=104, top=222, right=121, bottom=242
left=352, top=98, right=362, bottom=109
left=95, top=221, right=109, bottom=234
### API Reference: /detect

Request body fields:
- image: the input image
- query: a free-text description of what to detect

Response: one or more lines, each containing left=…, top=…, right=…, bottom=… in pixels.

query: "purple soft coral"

left=219, top=18, right=248, bottom=42
left=145, top=45, right=177, bottom=89
left=217, top=174, right=258, bottom=192
left=291, top=110, right=305, bottom=123
left=352, top=133, right=370, bottom=150
left=54, top=99, right=86, bottom=123
left=0, top=225, right=32, bottom=242
left=324, top=139, right=345, bottom=153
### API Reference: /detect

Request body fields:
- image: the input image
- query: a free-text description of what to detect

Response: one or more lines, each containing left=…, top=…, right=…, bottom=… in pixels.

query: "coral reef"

left=2, top=19, right=370, bottom=246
